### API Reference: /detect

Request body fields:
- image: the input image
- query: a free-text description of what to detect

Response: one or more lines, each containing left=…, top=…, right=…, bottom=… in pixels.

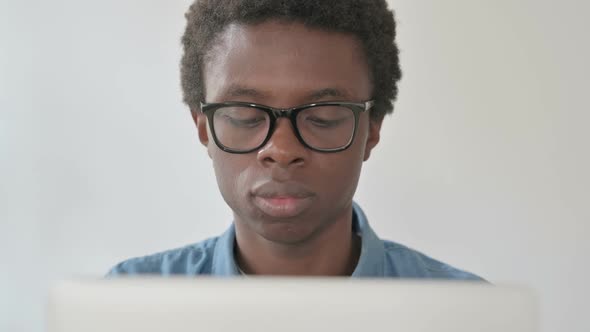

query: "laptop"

left=47, top=277, right=537, bottom=332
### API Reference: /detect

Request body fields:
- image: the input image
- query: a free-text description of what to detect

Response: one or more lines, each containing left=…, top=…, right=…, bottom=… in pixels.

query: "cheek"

left=326, top=124, right=367, bottom=175
left=315, top=147, right=365, bottom=202
left=211, top=150, right=255, bottom=207
left=323, top=123, right=368, bottom=193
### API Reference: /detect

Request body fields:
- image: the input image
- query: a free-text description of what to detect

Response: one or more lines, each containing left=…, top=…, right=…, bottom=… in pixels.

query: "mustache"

left=251, top=181, right=315, bottom=198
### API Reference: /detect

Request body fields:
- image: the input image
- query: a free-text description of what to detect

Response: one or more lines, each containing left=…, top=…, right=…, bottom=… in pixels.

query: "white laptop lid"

left=47, top=278, right=537, bottom=332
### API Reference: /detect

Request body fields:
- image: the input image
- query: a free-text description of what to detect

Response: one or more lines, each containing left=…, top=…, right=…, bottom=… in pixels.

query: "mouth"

left=251, top=183, right=315, bottom=218
left=252, top=195, right=314, bottom=218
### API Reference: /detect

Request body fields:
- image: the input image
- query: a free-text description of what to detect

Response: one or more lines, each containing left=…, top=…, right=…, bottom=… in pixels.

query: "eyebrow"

left=220, top=85, right=351, bottom=102
left=307, top=88, right=349, bottom=101
left=224, top=85, right=268, bottom=99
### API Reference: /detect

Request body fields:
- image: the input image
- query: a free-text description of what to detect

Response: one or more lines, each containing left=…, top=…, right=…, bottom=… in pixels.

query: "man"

left=109, top=0, right=482, bottom=279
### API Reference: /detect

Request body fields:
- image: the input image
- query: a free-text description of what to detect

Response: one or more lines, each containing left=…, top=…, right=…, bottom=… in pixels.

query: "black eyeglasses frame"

left=198, top=100, right=374, bottom=154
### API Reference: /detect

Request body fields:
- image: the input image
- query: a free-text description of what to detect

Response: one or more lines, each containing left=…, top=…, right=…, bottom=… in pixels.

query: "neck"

left=234, top=207, right=361, bottom=276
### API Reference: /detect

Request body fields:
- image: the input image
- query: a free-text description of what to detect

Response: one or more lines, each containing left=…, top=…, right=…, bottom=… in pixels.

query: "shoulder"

left=381, top=240, right=486, bottom=281
left=106, top=236, right=219, bottom=276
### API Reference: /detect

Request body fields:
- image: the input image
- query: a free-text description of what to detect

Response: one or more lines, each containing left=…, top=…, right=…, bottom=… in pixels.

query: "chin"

left=255, top=219, right=320, bottom=245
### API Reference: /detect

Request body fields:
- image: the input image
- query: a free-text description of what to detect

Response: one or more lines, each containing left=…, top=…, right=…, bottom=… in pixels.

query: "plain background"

left=1, top=0, right=588, bottom=331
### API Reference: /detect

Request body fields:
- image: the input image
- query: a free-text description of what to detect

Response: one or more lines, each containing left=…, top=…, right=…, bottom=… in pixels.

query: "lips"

left=251, top=182, right=315, bottom=218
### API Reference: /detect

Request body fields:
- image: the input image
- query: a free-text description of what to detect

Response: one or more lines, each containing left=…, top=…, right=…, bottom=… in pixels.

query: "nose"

left=257, top=118, right=308, bottom=168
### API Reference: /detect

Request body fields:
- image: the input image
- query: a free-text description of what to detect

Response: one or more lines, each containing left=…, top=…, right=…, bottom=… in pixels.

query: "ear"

left=191, top=109, right=209, bottom=147
left=363, top=116, right=383, bottom=161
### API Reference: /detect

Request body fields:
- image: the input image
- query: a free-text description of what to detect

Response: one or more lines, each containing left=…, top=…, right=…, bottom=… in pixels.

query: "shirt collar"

left=350, top=201, right=386, bottom=277
left=211, top=225, right=240, bottom=276
left=211, top=202, right=385, bottom=277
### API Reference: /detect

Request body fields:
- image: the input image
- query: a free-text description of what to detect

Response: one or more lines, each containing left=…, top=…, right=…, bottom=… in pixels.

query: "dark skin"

left=191, top=20, right=383, bottom=276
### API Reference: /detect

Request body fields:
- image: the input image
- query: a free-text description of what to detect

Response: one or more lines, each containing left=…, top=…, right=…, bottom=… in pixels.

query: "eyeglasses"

left=199, top=100, right=374, bottom=154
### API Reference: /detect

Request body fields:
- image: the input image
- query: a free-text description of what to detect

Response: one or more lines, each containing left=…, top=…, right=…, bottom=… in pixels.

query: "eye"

left=224, top=115, right=266, bottom=128
left=304, top=115, right=347, bottom=128
left=215, top=106, right=268, bottom=129
left=299, top=105, right=354, bottom=129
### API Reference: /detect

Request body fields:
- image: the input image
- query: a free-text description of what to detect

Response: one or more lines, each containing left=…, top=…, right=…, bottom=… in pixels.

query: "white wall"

left=1, top=1, right=588, bottom=331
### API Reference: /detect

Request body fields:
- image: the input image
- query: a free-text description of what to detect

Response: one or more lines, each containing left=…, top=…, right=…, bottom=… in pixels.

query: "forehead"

left=203, top=20, right=372, bottom=105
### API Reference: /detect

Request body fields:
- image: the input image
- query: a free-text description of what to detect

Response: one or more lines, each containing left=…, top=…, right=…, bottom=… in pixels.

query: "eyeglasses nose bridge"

left=270, top=108, right=294, bottom=119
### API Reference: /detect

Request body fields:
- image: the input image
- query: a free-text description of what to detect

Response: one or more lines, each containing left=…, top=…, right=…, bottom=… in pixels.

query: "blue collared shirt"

left=108, top=203, right=483, bottom=280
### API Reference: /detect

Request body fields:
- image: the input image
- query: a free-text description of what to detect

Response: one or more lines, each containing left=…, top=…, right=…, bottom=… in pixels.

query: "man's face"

left=193, top=20, right=382, bottom=244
